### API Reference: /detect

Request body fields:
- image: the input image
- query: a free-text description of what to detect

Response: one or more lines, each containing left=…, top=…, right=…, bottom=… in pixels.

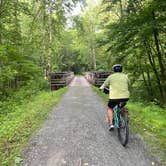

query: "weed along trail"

left=22, top=76, right=154, bottom=166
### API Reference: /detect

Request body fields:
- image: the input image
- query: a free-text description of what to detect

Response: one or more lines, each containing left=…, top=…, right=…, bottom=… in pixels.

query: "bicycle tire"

left=118, top=110, right=129, bottom=146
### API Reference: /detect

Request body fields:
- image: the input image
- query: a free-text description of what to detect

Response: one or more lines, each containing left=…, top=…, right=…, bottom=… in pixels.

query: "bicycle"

left=113, top=103, right=129, bottom=146
left=102, top=86, right=129, bottom=146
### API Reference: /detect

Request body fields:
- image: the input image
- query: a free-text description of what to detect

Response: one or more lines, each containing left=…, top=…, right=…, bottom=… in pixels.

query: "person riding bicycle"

left=99, top=64, right=130, bottom=131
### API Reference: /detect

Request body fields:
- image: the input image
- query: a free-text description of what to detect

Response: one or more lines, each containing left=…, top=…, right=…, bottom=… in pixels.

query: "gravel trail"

left=22, top=76, right=156, bottom=166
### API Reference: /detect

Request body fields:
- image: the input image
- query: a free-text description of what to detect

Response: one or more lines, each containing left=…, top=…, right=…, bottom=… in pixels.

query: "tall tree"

left=99, top=0, right=166, bottom=105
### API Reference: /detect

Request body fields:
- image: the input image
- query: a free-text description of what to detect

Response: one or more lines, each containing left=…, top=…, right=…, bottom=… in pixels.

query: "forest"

left=0, top=0, right=166, bottom=106
left=0, top=0, right=166, bottom=165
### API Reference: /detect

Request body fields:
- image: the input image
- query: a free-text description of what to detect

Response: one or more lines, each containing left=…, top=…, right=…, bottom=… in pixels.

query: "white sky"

left=66, top=0, right=101, bottom=28
left=71, top=0, right=101, bottom=16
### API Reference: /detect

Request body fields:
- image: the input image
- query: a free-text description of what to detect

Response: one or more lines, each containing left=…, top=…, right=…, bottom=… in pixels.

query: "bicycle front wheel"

left=118, top=111, right=129, bottom=146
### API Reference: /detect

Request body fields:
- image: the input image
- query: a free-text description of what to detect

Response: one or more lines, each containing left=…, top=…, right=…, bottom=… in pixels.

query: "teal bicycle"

left=113, top=103, right=129, bottom=146
left=102, top=86, right=129, bottom=146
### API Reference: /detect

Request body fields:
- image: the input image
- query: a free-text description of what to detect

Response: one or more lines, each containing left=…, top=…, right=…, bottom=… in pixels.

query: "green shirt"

left=100, top=73, right=130, bottom=99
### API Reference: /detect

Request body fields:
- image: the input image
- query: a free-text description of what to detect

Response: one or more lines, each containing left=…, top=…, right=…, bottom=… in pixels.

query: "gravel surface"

left=22, top=76, right=157, bottom=166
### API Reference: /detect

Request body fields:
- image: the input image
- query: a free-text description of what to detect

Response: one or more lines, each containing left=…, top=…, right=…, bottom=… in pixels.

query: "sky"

left=66, top=0, right=101, bottom=28
left=71, top=0, right=101, bottom=16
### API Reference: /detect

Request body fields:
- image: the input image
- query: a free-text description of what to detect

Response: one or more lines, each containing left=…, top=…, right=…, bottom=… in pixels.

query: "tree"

left=0, top=0, right=82, bottom=97
left=99, top=0, right=166, bottom=105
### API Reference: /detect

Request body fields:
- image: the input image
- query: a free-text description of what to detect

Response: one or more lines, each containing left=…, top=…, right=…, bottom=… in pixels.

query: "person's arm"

left=99, top=76, right=110, bottom=90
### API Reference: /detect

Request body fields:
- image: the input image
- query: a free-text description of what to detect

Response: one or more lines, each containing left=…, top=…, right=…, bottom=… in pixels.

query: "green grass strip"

left=92, top=86, right=166, bottom=164
left=0, top=87, right=68, bottom=166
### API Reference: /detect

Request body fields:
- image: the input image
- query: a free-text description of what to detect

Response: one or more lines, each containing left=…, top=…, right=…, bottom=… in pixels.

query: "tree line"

left=64, top=0, right=166, bottom=105
left=100, top=0, right=166, bottom=105
left=0, top=0, right=81, bottom=99
left=0, top=0, right=166, bottom=106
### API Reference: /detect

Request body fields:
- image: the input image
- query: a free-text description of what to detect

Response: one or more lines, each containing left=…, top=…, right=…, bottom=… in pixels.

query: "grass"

left=127, top=103, right=166, bottom=162
left=0, top=87, right=68, bottom=166
left=92, top=86, right=166, bottom=164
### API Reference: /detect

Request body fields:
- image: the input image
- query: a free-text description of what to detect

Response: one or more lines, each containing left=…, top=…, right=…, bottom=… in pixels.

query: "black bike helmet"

left=112, top=64, right=123, bottom=72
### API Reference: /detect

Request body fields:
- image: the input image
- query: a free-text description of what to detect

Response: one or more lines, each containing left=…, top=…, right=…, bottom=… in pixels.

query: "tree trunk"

left=141, top=68, right=151, bottom=98
left=152, top=11, right=166, bottom=105
left=14, top=0, right=19, bottom=46
left=142, top=58, right=154, bottom=99
left=42, top=0, right=48, bottom=78
left=119, top=0, right=123, bottom=17
left=0, top=0, right=2, bottom=44
left=0, top=23, right=2, bottom=44
left=47, top=0, right=53, bottom=77
left=89, top=18, right=96, bottom=70
left=143, top=40, right=163, bottom=99
left=92, top=45, right=96, bottom=70
left=14, top=0, right=20, bottom=88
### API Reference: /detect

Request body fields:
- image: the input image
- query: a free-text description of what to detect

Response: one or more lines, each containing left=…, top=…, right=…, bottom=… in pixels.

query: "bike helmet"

left=112, top=64, right=122, bottom=72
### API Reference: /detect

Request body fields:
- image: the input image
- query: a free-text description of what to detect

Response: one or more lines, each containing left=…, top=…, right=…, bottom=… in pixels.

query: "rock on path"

left=22, top=76, right=155, bottom=166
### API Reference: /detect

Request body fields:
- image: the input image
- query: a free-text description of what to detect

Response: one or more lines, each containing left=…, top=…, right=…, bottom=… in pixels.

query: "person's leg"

left=107, top=107, right=113, bottom=124
left=108, top=107, right=114, bottom=131
left=107, top=100, right=116, bottom=130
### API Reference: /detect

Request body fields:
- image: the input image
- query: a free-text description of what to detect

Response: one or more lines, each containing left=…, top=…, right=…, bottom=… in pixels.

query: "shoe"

left=109, top=124, right=114, bottom=131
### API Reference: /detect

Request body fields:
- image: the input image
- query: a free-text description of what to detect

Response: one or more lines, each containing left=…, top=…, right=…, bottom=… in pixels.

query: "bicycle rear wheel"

left=118, top=110, right=129, bottom=146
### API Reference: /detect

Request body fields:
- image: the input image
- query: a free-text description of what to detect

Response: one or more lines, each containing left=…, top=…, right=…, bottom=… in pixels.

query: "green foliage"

left=0, top=78, right=49, bottom=116
left=128, top=103, right=166, bottom=163
left=0, top=0, right=83, bottom=97
left=72, top=4, right=103, bottom=71
left=98, top=0, right=166, bottom=105
left=0, top=87, right=68, bottom=165
left=0, top=0, right=166, bottom=162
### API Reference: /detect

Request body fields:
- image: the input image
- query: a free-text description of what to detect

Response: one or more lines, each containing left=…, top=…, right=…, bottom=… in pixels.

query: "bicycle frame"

left=113, top=104, right=129, bottom=146
left=113, top=105, right=120, bottom=128
left=113, top=103, right=128, bottom=128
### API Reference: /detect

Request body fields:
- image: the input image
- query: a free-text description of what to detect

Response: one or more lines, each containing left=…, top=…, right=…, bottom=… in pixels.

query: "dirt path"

left=22, top=76, right=155, bottom=166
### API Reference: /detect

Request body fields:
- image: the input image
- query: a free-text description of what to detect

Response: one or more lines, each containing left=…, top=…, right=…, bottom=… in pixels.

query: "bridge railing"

left=50, top=72, right=74, bottom=90
left=85, top=71, right=112, bottom=87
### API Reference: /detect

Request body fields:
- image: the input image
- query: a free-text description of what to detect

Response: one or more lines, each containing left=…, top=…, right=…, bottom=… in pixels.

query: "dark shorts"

left=108, top=98, right=129, bottom=109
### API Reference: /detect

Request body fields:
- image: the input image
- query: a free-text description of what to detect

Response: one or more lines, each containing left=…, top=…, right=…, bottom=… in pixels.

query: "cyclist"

left=99, top=64, right=130, bottom=131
